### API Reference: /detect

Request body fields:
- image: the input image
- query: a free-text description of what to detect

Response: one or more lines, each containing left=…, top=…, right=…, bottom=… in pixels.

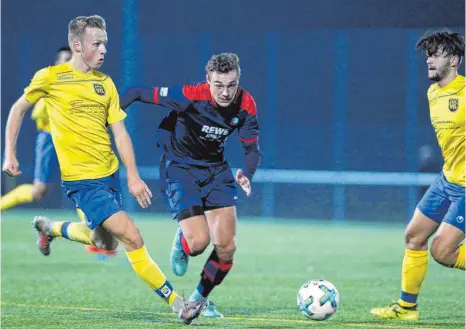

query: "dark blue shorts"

left=160, top=157, right=238, bottom=219
left=61, top=171, right=123, bottom=229
left=418, top=173, right=465, bottom=232
left=33, top=131, right=59, bottom=183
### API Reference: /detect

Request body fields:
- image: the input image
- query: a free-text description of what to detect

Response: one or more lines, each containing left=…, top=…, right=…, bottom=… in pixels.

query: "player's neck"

left=69, top=57, right=93, bottom=74
left=437, top=70, right=458, bottom=88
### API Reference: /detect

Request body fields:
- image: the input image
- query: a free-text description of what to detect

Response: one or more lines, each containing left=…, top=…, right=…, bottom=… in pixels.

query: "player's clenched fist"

left=128, top=176, right=153, bottom=208
left=236, top=168, right=251, bottom=197
left=2, top=155, right=22, bottom=177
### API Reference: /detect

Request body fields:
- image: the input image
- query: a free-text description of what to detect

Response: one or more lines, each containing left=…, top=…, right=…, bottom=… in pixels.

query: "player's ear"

left=451, top=55, right=460, bottom=67
left=72, top=39, right=82, bottom=53
left=206, top=74, right=211, bottom=84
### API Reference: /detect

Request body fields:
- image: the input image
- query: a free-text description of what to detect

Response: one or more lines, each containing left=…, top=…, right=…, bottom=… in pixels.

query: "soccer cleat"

left=177, top=299, right=207, bottom=325
left=201, top=301, right=224, bottom=318
left=370, top=303, right=419, bottom=321
left=170, top=227, right=189, bottom=276
left=85, top=244, right=117, bottom=256
left=32, top=216, right=54, bottom=256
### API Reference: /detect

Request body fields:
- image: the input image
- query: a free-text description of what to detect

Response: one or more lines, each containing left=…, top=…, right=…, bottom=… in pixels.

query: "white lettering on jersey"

left=201, top=125, right=230, bottom=141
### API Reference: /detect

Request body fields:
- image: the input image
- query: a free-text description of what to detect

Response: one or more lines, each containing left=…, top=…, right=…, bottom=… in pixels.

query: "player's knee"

left=186, top=233, right=210, bottom=256
left=404, top=227, right=428, bottom=249
left=32, top=183, right=48, bottom=201
left=430, top=236, right=454, bottom=266
left=214, top=240, right=236, bottom=259
left=120, top=229, right=144, bottom=250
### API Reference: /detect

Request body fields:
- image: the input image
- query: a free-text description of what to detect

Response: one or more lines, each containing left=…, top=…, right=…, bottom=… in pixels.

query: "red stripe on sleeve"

left=153, top=87, right=159, bottom=104
left=182, top=83, right=214, bottom=104
left=239, top=136, right=259, bottom=143
left=241, top=91, right=257, bottom=116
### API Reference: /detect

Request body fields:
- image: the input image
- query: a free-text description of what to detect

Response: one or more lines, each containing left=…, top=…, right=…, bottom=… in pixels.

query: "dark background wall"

left=1, top=0, right=464, bottom=221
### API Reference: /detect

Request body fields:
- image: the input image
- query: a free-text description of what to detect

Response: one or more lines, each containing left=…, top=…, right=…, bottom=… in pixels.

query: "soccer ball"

left=297, top=279, right=339, bottom=321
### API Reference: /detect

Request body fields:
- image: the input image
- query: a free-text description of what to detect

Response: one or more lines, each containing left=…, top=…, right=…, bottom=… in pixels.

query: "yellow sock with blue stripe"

left=126, top=246, right=178, bottom=306
left=51, top=221, right=92, bottom=245
left=0, top=184, right=34, bottom=211
left=454, top=244, right=465, bottom=270
left=397, top=249, right=428, bottom=309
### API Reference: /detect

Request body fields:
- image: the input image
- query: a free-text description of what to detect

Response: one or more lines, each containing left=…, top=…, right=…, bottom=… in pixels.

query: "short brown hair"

left=206, top=53, right=241, bottom=76
left=68, top=15, right=106, bottom=44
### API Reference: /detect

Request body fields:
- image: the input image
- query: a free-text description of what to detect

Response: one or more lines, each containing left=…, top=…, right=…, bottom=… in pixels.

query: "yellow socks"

left=126, top=246, right=178, bottom=306
left=398, top=249, right=428, bottom=308
left=0, top=184, right=34, bottom=211
left=76, top=208, right=87, bottom=223
left=51, top=221, right=92, bottom=245
left=454, top=244, right=465, bottom=270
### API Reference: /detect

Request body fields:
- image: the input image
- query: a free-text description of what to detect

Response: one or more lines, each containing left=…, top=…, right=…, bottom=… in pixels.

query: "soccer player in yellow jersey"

left=371, top=30, right=465, bottom=321
left=1, top=47, right=70, bottom=211
left=2, top=15, right=205, bottom=324
left=1, top=45, right=116, bottom=256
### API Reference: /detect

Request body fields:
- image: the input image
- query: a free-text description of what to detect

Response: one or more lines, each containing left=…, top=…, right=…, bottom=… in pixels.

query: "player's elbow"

left=11, top=95, right=33, bottom=116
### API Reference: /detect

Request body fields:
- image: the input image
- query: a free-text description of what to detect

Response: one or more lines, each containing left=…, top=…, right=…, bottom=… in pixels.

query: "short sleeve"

left=24, top=67, right=51, bottom=104
left=107, top=79, right=127, bottom=124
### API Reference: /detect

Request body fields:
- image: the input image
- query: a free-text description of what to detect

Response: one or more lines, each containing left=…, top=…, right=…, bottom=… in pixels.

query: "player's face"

left=426, top=48, right=453, bottom=82
left=80, top=27, right=107, bottom=70
left=55, top=51, right=71, bottom=65
left=207, top=70, right=240, bottom=107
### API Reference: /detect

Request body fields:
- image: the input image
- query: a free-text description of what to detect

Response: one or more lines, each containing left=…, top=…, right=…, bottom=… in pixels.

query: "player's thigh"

left=202, top=163, right=238, bottom=213
left=431, top=221, right=465, bottom=259
left=61, top=172, right=123, bottom=230
left=416, top=175, right=451, bottom=223
left=163, top=161, right=204, bottom=219
left=407, top=176, right=451, bottom=246
left=205, top=206, right=237, bottom=248
left=434, top=197, right=465, bottom=246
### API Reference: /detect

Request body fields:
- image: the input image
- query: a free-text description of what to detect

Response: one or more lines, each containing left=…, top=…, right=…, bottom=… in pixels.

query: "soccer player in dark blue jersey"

left=120, top=53, right=260, bottom=318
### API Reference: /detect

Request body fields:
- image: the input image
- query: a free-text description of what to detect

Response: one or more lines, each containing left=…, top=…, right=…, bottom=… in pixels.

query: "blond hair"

left=68, top=15, right=106, bottom=44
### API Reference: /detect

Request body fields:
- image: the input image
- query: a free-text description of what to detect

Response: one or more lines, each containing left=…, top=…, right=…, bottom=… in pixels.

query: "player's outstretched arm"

left=110, top=120, right=153, bottom=208
left=2, top=95, right=34, bottom=177
left=120, top=85, right=190, bottom=112
left=119, top=86, right=156, bottom=110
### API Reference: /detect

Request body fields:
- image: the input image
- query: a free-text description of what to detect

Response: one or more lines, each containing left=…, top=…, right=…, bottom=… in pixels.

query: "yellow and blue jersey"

left=428, top=75, right=465, bottom=186
left=24, top=62, right=127, bottom=181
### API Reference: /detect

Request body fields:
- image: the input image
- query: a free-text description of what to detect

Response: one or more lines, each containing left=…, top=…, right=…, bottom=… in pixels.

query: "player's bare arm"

left=2, top=94, right=34, bottom=177
left=109, top=120, right=152, bottom=208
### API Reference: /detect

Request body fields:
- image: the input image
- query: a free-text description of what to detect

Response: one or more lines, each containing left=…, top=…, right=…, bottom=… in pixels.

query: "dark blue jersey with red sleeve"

left=120, top=83, right=260, bottom=179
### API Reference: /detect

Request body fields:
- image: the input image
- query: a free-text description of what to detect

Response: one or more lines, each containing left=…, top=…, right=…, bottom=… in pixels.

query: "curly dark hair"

left=205, top=53, right=241, bottom=76
left=416, top=29, right=465, bottom=58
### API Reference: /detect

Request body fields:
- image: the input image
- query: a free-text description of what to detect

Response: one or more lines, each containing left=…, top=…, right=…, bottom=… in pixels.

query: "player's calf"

left=31, top=182, right=49, bottom=201
left=91, top=225, right=119, bottom=251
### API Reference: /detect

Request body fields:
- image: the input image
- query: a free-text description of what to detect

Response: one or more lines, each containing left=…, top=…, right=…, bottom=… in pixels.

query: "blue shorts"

left=418, top=173, right=465, bottom=232
left=61, top=171, right=123, bottom=229
left=33, top=131, right=59, bottom=183
left=160, top=156, right=238, bottom=219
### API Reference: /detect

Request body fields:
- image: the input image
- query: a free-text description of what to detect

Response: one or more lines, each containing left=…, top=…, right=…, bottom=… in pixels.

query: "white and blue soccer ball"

left=297, top=279, right=340, bottom=321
